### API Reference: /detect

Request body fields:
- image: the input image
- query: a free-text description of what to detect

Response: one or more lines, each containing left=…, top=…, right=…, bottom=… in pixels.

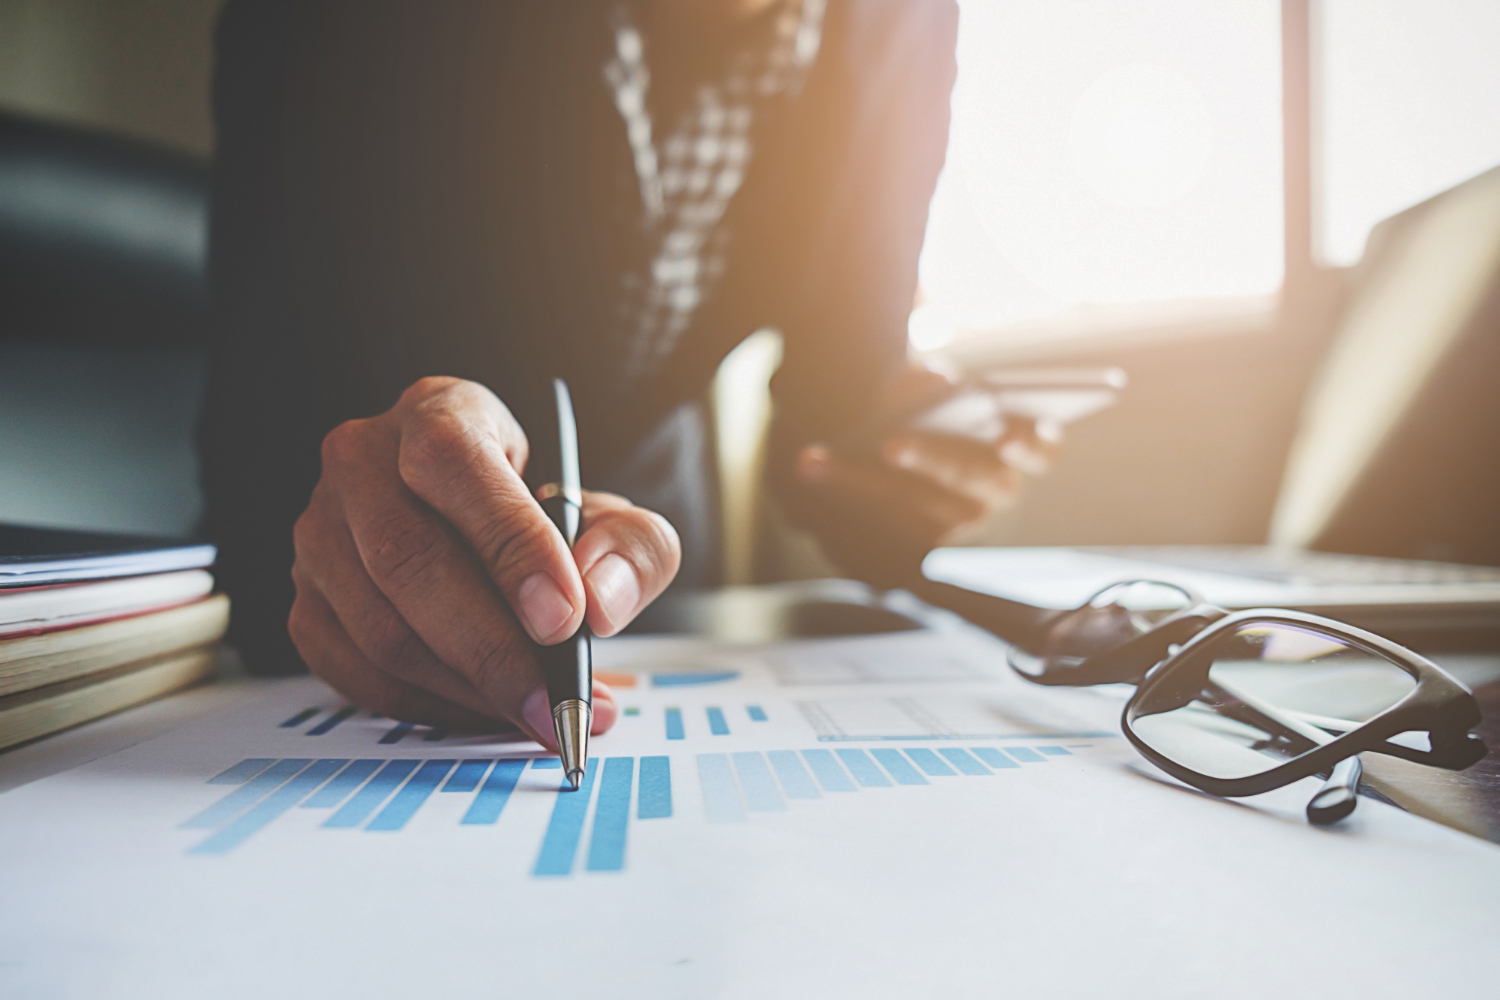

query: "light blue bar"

left=938, top=748, right=992, bottom=775
left=652, top=671, right=740, bottom=686
left=531, top=757, right=562, bottom=770
left=871, top=749, right=928, bottom=785
left=731, top=752, right=785, bottom=812
left=378, top=722, right=414, bottom=745
left=800, top=750, right=855, bottom=792
left=1005, top=747, right=1046, bottom=763
left=970, top=747, right=1019, bottom=769
left=586, top=757, right=635, bottom=872
left=814, top=732, right=1116, bottom=742
left=442, top=759, right=492, bottom=792
left=208, top=758, right=273, bottom=785
left=665, top=708, right=685, bottom=740
left=638, top=756, right=672, bottom=819
left=706, top=707, right=729, bottom=735
left=190, top=759, right=346, bottom=855
left=1037, top=746, right=1071, bottom=756
left=767, top=750, right=820, bottom=799
left=905, top=748, right=957, bottom=776
left=462, top=759, right=527, bottom=824
left=533, top=758, right=600, bottom=877
left=835, top=749, right=893, bottom=787
left=747, top=705, right=768, bottom=722
left=306, top=705, right=356, bottom=736
left=697, top=754, right=746, bottom=822
left=323, top=760, right=419, bottom=828
left=367, top=759, right=455, bottom=831
left=182, top=759, right=310, bottom=829
left=301, top=759, right=383, bottom=807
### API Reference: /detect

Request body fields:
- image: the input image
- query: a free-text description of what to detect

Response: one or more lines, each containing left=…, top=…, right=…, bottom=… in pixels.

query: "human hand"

left=288, top=377, right=681, bottom=744
left=783, top=364, right=1059, bottom=584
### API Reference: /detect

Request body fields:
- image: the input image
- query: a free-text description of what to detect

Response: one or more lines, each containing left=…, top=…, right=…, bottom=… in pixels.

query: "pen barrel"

left=539, top=494, right=581, bottom=548
left=539, top=627, right=592, bottom=706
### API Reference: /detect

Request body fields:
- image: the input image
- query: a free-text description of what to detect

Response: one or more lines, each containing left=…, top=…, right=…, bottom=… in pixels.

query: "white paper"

left=1, top=625, right=1497, bottom=1000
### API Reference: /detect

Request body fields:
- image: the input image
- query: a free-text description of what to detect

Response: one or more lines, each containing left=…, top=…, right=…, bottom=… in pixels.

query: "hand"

left=782, top=363, right=1059, bottom=584
left=288, top=377, right=681, bottom=744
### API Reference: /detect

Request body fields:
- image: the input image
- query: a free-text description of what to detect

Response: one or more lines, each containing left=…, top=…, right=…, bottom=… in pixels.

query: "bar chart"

left=182, top=742, right=1089, bottom=869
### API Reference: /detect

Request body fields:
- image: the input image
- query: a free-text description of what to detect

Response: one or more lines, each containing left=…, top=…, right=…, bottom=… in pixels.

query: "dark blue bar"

left=190, top=759, right=347, bottom=855
left=938, top=748, right=992, bottom=775
left=280, top=708, right=320, bottom=729
left=531, top=757, right=562, bottom=770
left=1037, top=746, right=1071, bottom=756
left=1005, top=747, right=1046, bottom=763
left=378, top=722, right=415, bottom=745
left=208, top=758, right=274, bottom=785
left=767, top=750, right=820, bottom=799
left=462, top=758, right=527, bottom=824
left=731, top=752, right=785, bottom=812
left=182, top=759, right=311, bottom=829
left=665, top=708, right=685, bottom=740
left=904, top=748, right=957, bottom=776
left=302, top=759, right=383, bottom=807
left=800, top=750, right=855, bottom=792
left=706, top=707, right=729, bottom=735
left=871, top=748, right=928, bottom=785
left=533, top=758, right=600, bottom=876
left=970, top=747, right=1019, bottom=769
left=367, top=759, right=455, bottom=831
left=306, top=705, right=356, bottom=736
left=323, top=759, right=419, bottom=828
left=586, top=757, right=635, bottom=872
left=638, top=756, right=672, bottom=819
left=747, top=705, right=768, bottom=722
left=442, top=759, right=492, bottom=793
left=835, top=749, right=893, bottom=787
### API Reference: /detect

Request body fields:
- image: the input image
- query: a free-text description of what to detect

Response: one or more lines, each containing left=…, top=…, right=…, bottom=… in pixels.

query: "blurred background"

left=1, top=0, right=1497, bottom=580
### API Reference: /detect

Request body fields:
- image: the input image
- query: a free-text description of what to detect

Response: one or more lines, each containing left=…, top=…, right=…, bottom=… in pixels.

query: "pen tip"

left=566, top=769, right=583, bottom=791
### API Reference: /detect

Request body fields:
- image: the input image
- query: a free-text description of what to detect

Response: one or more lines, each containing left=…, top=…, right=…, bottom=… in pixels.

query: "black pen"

left=536, top=378, right=591, bottom=790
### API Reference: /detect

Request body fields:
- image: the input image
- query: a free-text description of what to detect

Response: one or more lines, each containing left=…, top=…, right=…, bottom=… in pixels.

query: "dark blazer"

left=201, top=0, right=957, bottom=673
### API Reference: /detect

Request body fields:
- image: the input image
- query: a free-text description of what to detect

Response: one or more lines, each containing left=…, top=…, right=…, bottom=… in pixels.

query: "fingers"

left=571, top=491, right=682, bottom=637
left=391, top=378, right=585, bottom=645
left=799, top=444, right=986, bottom=538
left=881, top=432, right=1021, bottom=508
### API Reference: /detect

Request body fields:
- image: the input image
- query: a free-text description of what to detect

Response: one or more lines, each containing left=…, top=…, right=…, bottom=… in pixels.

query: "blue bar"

left=301, top=759, right=383, bottom=807
left=970, top=747, right=1019, bottom=769
left=531, top=757, right=562, bottom=770
left=306, top=705, right=356, bottom=736
left=208, top=758, right=273, bottom=785
left=905, top=748, right=957, bottom=776
left=1005, top=747, right=1046, bottom=763
left=533, top=758, right=600, bottom=876
left=697, top=753, right=746, bottom=822
left=652, top=670, right=740, bottom=686
left=378, top=722, right=415, bottom=745
left=835, top=749, right=893, bottom=787
left=190, top=759, right=347, bottom=855
left=1038, top=746, right=1071, bottom=756
left=586, top=757, right=635, bottom=872
left=462, top=759, right=527, bottom=824
left=367, top=759, right=455, bottom=831
left=280, top=708, right=319, bottom=728
left=747, top=705, right=768, bottom=722
left=871, top=748, right=928, bottom=785
left=767, top=750, right=820, bottom=799
left=182, top=759, right=311, bottom=829
left=638, top=756, right=672, bottom=819
left=731, top=752, right=786, bottom=812
left=800, top=750, right=855, bottom=792
left=706, top=707, right=729, bottom=735
left=323, top=759, right=419, bottom=828
left=665, top=707, right=684, bottom=740
left=443, top=759, right=493, bottom=792
left=938, top=748, right=992, bottom=775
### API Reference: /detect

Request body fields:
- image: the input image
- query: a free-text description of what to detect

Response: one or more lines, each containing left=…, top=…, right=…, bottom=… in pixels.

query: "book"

left=0, top=570, right=215, bottom=638
left=0, top=594, right=229, bottom=697
left=0, top=523, right=216, bottom=587
left=0, top=647, right=219, bottom=751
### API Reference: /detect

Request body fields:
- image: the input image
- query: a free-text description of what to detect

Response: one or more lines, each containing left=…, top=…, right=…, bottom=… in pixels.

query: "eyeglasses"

left=1008, top=581, right=1489, bottom=824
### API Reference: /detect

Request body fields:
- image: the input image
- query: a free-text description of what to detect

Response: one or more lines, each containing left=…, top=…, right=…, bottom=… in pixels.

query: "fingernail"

left=521, top=687, right=556, bottom=748
left=887, top=445, right=920, bottom=470
left=588, top=553, right=640, bottom=632
left=518, top=573, right=575, bottom=643
left=797, top=446, right=830, bottom=482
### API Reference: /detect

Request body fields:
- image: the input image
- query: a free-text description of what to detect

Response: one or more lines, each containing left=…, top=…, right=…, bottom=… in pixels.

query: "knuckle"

left=476, top=512, right=556, bottom=583
left=400, top=375, right=465, bottom=408
left=320, top=418, right=370, bottom=470
left=402, top=413, right=486, bottom=485
left=361, top=511, right=446, bottom=591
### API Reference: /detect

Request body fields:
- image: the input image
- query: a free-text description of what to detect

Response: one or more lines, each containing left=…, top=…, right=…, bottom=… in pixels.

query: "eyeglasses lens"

left=1011, top=581, right=1195, bottom=679
left=1127, top=621, right=1416, bottom=780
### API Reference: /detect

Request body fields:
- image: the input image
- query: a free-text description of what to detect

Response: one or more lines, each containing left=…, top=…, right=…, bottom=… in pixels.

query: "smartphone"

left=837, top=367, right=1126, bottom=454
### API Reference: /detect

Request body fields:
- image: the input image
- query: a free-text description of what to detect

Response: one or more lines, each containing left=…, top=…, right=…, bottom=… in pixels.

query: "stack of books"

left=0, top=524, right=229, bottom=750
